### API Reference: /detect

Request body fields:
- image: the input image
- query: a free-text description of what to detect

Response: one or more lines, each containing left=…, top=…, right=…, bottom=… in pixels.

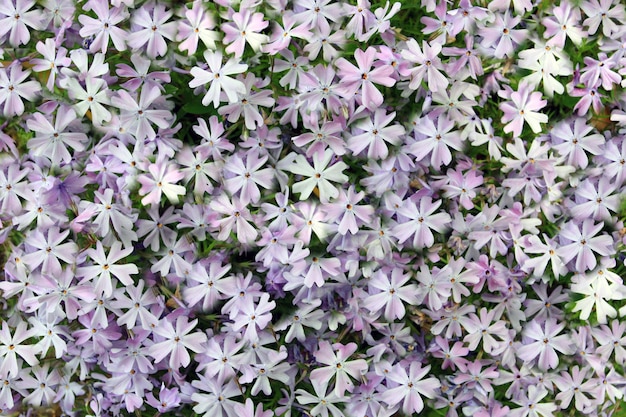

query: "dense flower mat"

left=0, top=0, right=625, bottom=416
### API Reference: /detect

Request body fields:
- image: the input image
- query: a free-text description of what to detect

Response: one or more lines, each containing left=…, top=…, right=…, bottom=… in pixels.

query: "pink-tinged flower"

left=231, top=293, right=276, bottom=342
left=570, top=177, right=619, bottom=221
left=288, top=149, right=349, bottom=203
left=218, top=74, right=274, bottom=131
left=0, top=320, right=40, bottom=378
left=554, top=366, right=595, bottom=412
left=183, top=261, right=230, bottom=312
left=310, top=341, right=367, bottom=397
left=442, top=35, right=484, bottom=80
left=77, top=240, right=138, bottom=297
left=127, top=3, right=176, bottom=58
left=542, top=1, right=585, bottom=47
left=335, top=46, right=395, bottom=110
left=264, top=12, right=312, bottom=55
left=189, top=49, right=248, bottom=108
left=111, top=84, right=173, bottom=141
left=148, top=316, right=207, bottom=369
left=479, top=11, right=527, bottom=59
left=348, top=109, right=405, bottom=159
left=26, top=108, right=87, bottom=167
left=557, top=219, right=615, bottom=273
left=138, top=161, right=186, bottom=206
left=416, top=265, right=452, bottom=312
left=0, top=164, right=32, bottom=216
left=442, top=168, right=483, bottom=210
left=0, top=0, right=43, bottom=47
left=463, top=307, right=508, bottom=354
left=194, top=116, right=234, bottom=160
left=580, top=53, right=621, bottom=90
left=509, top=386, right=557, bottom=417
left=392, top=196, right=451, bottom=249
left=209, top=194, right=258, bottom=245
left=454, top=360, right=499, bottom=392
left=78, top=0, right=128, bottom=54
left=22, top=227, right=77, bottom=276
left=0, top=63, right=40, bottom=117
left=409, top=114, right=462, bottom=170
left=381, top=362, right=440, bottom=415
left=221, top=9, right=268, bottom=58
left=293, top=113, right=345, bottom=160
left=146, top=383, right=181, bottom=413
left=429, top=336, right=469, bottom=371
left=551, top=117, right=604, bottom=169
left=363, top=267, right=420, bottom=320
left=110, top=280, right=159, bottom=330
left=581, top=0, right=625, bottom=37
left=400, top=39, right=449, bottom=93
left=224, top=153, right=274, bottom=205
left=517, top=318, right=574, bottom=370
left=177, top=0, right=219, bottom=55
left=322, top=186, right=374, bottom=235
left=151, top=235, right=194, bottom=278
left=499, top=81, right=548, bottom=137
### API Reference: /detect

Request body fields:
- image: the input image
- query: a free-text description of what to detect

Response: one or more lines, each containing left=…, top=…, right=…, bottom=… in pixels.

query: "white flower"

left=288, top=149, right=349, bottom=203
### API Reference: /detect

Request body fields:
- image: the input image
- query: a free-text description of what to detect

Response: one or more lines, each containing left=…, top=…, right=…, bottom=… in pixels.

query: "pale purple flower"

left=177, top=0, right=219, bottom=55
left=192, top=376, right=241, bottom=417
left=550, top=117, right=604, bottom=169
left=0, top=63, right=40, bottom=117
left=557, top=219, right=615, bottom=273
left=146, top=383, right=181, bottom=413
left=78, top=0, right=128, bottom=54
left=409, top=114, right=463, bottom=170
left=542, top=1, right=585, bottom=47
left=581, top=0, right=625, bottom=37
left=509, top=386, right=557, bottom=417
left=381, top=362, right=440, bottom=415
left=322, top=186, right=374, bottom=235
left=499, top=81, right=548, bottom=136
left=224, top=153, right=275, bottom=205
left=293, top=113, right=345, bottom=160
left=295, top=379, right=345, bottom=417
left=335, top=46, right=395, bottom=110
left=110, top=280, right=159, bottom=330
left=127, top=3, right=177, bottom=58
left=221, top=9, right=269, bottom=58
left=392, top=196, right=451, bottom=248
left=310, top=341, right=367, bottom=397
left=77, top=240, right=138, bottom=297
left=348, top=109, right=405, bottom=159
left=400, top=39, right=449, bottom=93
left=111, top=84, right=173, bottom=141
left=0, top=320, right=40, bottom=378
left=183, top=261, right=230, bottom=312
left=148, top=316, right=207, bottom=369
left=479, top=11, right=528, bottom=59
left=231, top=293, right=276, bottom=342
left=22, top=227, right=77, bottom=276
left=137, top=161, right=186, bottom=206
left=26, top=108, right=87, bottom=166
left=0, top=0, right=43, bottom=47
left=517, top=318, right=574, bottom=370
left=210, top=194, right=258, bottom=245
left=67, top=77, right=111, bottom=125
left=363, top=267, right=420, bottom=320
left=218, top=74, right=275, bottom=130
left=553, top=366, right=595, bottom=412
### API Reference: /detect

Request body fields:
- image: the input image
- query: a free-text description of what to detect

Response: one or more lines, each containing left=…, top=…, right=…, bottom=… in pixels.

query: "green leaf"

left=182, top=100, right=215, bottom=115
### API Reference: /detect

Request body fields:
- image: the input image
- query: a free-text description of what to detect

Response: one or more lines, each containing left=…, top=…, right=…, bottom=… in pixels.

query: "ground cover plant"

left=0, top=0, right=626, bottom=416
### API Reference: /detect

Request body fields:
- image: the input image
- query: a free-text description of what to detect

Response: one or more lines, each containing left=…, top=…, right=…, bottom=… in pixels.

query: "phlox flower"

left=509, top=386, right=557, bottom=417
left=0, top=320, right=40, bottom=378
left=22, top=227, right=77, bottom=276
left=521, top=234, right=567, bottom=279
left=189, top=49, right=248, bottom=108
left=409, top=114, right=462, bottom=170
left=0, top=63, right=40, bottom=117
left=553, top=366, right=596, bottom=412
left=264, top=12, right=312, bottom=54
left=570, top=177, right=619, bottom=221
left=111, top=84, right=173, bottom=141
left=26, top=109, right=87, bottom=167
left=209, top=194, right=258, bottom=245
left=322, top=186, right=374, bottom=235
left=381, top=362, right=440, bottom=415
left=499, top=81, right=548, bottom=136
left=115, top=54, right=171, bottom=92
left=442, top=168, right=483, bottom=210
left=296, top=379, right=345, bottom=417
left=221, top=9, right=268, bottom=58
left=78, top=0, right=128, bottom=54
left=192, top=376, right=241, bottom=417
left=177, top=0, right=219, bottom=55
left=542, top=1, right=585, bottom=47
left=363, top=267, right=420, bottom=320
left=231, top=293, right=276, bottom=342
left=148, top=316, right=207, bottom=370
left=146, top=383, right=181, bottom=413
left=293, top=113, right=345, bottom=160
left=110, top=280, right=159, bottom=330
left=0, top=0, right=43, bottom=47
left=400, top=39, right=449, bottom=93
left=67, top=77, right=111, bottom=125
left=288, top=149, right=349, bottom=203
left=392, top=196, right=451, bottom=249
left=348, top=109, right=405, bottom=160
left=218, top=74, right=275, bottom=130
left=335, top=46, right=395, bottom=111
left=224, top=152, right=275, bottom=205
left=581, top=0, right=625, bottom=37
left=429, top=336, right=469, bottom=371
left=293, top=0, right=346, bottom=34
left=127, top=3, right=176, bottom=58
left=479, top=11, right=528, bottom=59
left=30, top=38, right=71, bottom=92
left=517, top=318, right=574, bottom=370
left=550, top=117, right=604, bottom=169
left=310, top=341, right=367, bottom=397
left=557, top=219, right=615, bottom=273
left=77, top=240, right=138, bottom=298
left=137, top=161, right=186, bottom=207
